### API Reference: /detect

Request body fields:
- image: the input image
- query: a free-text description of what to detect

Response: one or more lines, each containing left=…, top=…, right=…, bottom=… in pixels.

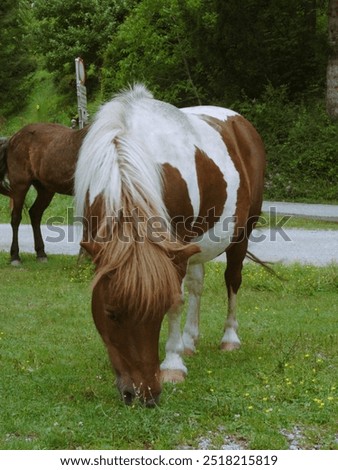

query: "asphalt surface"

left=262, top=201, right=338, bottom=222
left=0, top=202, right=337, bottom=266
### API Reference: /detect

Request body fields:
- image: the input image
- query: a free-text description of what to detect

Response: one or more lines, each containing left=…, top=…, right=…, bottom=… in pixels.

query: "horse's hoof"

left=184, top=348, right=195, bottom=356
left=37, top=256, right=48, bottom=263
left=220, top=342, right=241, bottom=351
left=11, top=259, right=22, bottom=267
left=160, top=369, right=186, bottom=384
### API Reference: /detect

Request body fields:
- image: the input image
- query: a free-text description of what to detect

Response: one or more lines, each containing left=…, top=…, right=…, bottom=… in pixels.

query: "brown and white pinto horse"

left=0, top=123, right=88, bottom=264
left=75, top=85, right=265, bottom=406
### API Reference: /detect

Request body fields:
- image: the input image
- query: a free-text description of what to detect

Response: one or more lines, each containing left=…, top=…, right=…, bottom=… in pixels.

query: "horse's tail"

left=246, top=250, right=284, bottom=280
left=0, top=137, right=10, bottom=197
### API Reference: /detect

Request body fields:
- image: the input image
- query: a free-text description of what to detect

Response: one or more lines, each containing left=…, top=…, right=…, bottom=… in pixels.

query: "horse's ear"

left=171, top=243, right=200, bottom=278
left=180, top=243, right=201, bottom=261
left=80, top=241, right=102, bottom=261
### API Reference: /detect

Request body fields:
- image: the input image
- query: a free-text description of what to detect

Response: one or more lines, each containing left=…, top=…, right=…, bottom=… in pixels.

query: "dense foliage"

left=0, top=0, right=36, bottom=117
left=29, top=0, right=135, bottom=97
left=102, top=0, right=328, bottom=105
left=1, top=0, right=329, bottom=107
left=235, top=85, right=338, bottom=201
left=0, top=0, right=337, bottom=202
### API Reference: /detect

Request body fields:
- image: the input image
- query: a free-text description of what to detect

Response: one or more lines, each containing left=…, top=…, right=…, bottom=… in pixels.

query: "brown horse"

left=0, top=123, right=88, bottom=264
left=75, top=85, right=266, bottom=406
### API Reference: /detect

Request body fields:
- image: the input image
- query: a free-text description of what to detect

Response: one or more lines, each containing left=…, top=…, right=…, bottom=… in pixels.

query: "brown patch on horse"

left=162, top=156, right=227, bottom=241
left=161, top=163, right=195, bottom=240
left=193, top=149, right=227, bottom=236
left=202, top=115, right=266, bottom=241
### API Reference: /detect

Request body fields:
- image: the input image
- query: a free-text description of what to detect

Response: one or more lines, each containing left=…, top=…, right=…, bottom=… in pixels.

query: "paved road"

left=262, top=201, right=338, bottom=222
left=0, top=202, right=337, bottom=265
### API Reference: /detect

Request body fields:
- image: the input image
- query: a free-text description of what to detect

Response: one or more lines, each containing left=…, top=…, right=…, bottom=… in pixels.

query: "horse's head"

left=81, top=238, right=199, bottom=406
left=91, top=273, right=164, bottom=406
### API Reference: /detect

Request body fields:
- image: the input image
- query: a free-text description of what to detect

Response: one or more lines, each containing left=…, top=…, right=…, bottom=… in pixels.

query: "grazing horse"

left=0, top=123, right=88, bottom=264
left=75, top=85, right=266, bottom=406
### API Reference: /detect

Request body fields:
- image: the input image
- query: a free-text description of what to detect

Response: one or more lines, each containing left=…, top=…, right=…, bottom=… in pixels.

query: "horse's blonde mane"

left=75, top=83, right=167, bottom=223
left=93, top=193, right=186, bottom=320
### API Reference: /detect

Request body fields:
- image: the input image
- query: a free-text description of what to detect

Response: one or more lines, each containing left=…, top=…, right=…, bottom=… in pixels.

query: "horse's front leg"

left=160, top=301, right=187, bottom=384
left=182, top=263, right=204, bottom=355
left=160, top=263, right=204, bottom=383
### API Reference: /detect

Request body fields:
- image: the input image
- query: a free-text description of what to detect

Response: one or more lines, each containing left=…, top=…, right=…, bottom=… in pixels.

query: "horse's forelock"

left=89, top=189, right=186, bottom=321
left=94, top=230, right=183, bottom=322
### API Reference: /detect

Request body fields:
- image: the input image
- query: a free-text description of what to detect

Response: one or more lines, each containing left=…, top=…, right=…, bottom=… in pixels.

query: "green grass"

left=0, top=255, right=337, bottom=450
left=258, top=212, right=338, bottom=231
left=0, top=68, right=101, bottom=136
left=0, top=70, right=74, bottom=136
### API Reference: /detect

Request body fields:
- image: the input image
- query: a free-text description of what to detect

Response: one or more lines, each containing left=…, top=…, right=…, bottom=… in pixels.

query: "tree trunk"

left=326, top=0, right=338, bottom=119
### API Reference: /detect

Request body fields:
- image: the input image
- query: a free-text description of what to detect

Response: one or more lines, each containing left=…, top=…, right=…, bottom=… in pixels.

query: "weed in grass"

left=69, top=258, right=95, bottom=284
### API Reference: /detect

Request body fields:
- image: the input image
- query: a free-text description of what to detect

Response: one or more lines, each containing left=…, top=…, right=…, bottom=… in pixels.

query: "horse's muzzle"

left=117, top=378, right=161, bottom=407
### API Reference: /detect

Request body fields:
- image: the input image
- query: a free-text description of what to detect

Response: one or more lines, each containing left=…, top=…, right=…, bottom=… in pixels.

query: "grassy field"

left=0, top=254, right=337, bottom=450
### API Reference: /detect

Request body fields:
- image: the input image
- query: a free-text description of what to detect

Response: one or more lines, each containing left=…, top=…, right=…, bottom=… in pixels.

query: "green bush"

left=0, top=0, right=36, bottom=118
left=235, top=86, right=338, bottom=202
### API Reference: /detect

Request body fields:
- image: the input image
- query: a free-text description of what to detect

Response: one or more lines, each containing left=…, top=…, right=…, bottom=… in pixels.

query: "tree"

left=31, top=0, right=136, bottom=96
left=101, top=0, right=206, bottom=105
left=0, top=0, right=36, bottom=118
left=101, top=0, right=329, bottom=106
left=326, top=0, right=338, bottom=119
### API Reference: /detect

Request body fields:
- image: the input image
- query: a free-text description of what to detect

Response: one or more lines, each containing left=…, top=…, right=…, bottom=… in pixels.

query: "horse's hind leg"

left=10, top=185, right=30, bottom=265
left=221, top=239, right=249, bottom=351
left=29, top=186, right=55, bottom=261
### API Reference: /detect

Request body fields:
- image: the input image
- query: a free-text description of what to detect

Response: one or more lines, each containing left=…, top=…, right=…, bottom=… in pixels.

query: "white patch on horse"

left=181, top=105, right=238, bottom=121
left=123, top=100, right=241, bottom=262
left=118, top=97, right=202, bottom=220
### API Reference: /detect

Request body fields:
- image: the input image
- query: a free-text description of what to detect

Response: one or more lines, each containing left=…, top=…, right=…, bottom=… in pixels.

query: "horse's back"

left=181, top=105, right=265, bottom=187
left=139, top=100, right=265, bottom=259
left=8, top=123, right=71, bottom=163
left=7, top=123, right=84, bottom=194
